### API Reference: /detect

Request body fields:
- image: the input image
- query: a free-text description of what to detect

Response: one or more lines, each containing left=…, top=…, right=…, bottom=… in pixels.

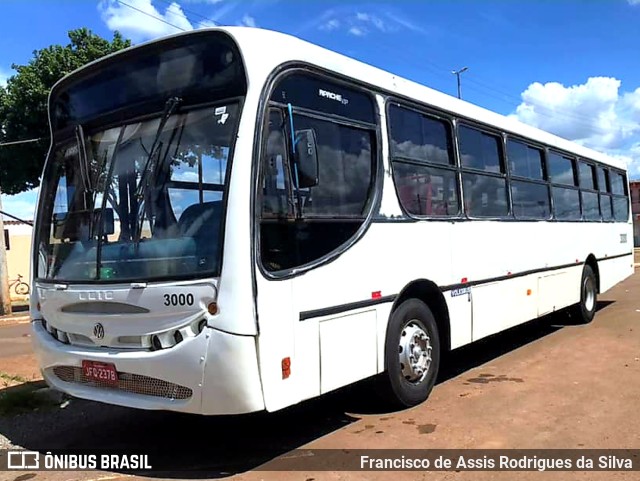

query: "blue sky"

left=1, top=0, right=639, bottom=220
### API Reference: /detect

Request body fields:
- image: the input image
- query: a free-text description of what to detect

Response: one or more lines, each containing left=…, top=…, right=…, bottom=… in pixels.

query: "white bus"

left=31, top=27, right=633, bottom=415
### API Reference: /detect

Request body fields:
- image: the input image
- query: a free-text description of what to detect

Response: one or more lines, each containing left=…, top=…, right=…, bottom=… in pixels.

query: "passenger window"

left=462, top=174, right=508, bottom=217
left=393, top=162, right=459, bottom=216
left=388, top=105, right=454, bottom=165
left=552, top=187, right=581, bottom=220
left=613, top=197, right=629, bottom=221
left=458, top=125, right=503, bottom=173
left=511, top=180, right=550, bottom=219
left=611, top=172, right=625, bottom=195
left=581, top=191, right=600, bottom=221
left=579, top=162, right=596, bottom=190
left=547, top=153, right=576, bottom=185
left=507, top=140, right=544, bottom=179
left=597, top=167, right=609, bottom=192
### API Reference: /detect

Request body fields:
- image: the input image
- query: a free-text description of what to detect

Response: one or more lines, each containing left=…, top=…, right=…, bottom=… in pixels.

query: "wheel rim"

left=583, top=275, right=596, bottom=312
left=398, top=321, right=432, bottom=384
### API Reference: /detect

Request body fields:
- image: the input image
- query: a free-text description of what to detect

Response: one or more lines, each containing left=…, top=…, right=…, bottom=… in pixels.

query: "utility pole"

left=0, top=188, right=12, bottom=315
left=451, top=66, right=469, bottom=100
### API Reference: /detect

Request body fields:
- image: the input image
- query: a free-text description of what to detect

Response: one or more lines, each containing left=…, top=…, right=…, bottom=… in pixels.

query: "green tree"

left=0, top=28, right=131, bottom=195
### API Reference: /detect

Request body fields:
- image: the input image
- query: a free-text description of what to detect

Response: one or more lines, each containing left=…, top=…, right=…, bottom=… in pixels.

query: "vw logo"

left=93, top=323, right=105, bottom=339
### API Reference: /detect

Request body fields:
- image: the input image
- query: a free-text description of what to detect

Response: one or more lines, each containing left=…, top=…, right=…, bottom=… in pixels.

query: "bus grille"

left=52, top=366, right=192, bottom=400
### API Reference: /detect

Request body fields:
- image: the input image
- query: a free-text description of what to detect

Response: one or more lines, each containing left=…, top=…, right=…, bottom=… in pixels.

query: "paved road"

left=1, top=269, right=639, bottom=481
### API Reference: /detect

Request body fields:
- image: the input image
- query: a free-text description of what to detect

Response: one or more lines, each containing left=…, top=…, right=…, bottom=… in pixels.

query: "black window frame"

left=386, top=100, right=461, bottom=219
left=457, top=121, right=510, bottom=219
left=254, top=66, right=383, bottom=280
left=546, top=149, right=581, bottom=221
left=610, top=169, right=630, bottom=222
left=578, top=159, right=601, bottom=222
left=505, top=135, right=550, bottom=221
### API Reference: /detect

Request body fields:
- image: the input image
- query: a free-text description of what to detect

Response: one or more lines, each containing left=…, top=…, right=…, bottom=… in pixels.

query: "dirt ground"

left=1, top=259, right=639, bottom=481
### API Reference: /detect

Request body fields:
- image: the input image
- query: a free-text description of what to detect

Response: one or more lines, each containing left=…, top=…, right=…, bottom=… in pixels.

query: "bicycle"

left=9, top=274, right=30, bottom=296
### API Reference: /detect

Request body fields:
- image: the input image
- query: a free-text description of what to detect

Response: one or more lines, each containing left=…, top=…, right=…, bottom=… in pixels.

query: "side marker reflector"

left=372, top=291, right=382, bottom=299
left=282, top=357, right=291, bottom=380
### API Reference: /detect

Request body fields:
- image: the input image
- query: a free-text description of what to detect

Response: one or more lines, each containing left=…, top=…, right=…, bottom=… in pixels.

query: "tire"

left=571, top=264, right=597, bottom=324
left=378, top=298, right=441, bottom=408
left=15, top=282, right=29, bottom=296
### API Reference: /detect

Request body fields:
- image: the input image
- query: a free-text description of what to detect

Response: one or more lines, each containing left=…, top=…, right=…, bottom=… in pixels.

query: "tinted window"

left=552, top=187, right=580, bottom=220
left=597, top=167, right=609, bottom=192
left=462, top=174, right=508, bottom=217
left=271, top=73, right=375, bottom=124
left=581, top=191, right=600, bottom=220
left=507, top=140, right=544, bottom=179
left=52, top=32, right=246, bottom=130
left=548, top=153, right=575, bottom=185
left=293, top=115, right=373, bottom=217
left=601, top=195, right=613, bottom=221
left=611, top=172, right=626, bottom=195
left=613, top=197, right=629, bottom=221
left=458, top=125, right=503, bottom=173
left=511, top=181, right=550, bottom=219
left=389, top=106, right=453, bottom=165
left=579, top=162, right=596, bottom=189
left=259, top=106, right=377, bottom=273
left=393, top=162, right=459, bottom=216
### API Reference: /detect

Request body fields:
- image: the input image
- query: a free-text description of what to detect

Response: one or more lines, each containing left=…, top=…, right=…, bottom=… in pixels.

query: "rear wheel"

left=571, top=264, right=598, bottom=324
left=378, top=299, right=441, bottom=408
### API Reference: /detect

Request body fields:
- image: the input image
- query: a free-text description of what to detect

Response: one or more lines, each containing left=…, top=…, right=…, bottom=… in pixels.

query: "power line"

left=0, top=210, right=33, bottom=226
left=152, top=0, right=220, bottom=29
left=115, top=0, right=187, bottom=32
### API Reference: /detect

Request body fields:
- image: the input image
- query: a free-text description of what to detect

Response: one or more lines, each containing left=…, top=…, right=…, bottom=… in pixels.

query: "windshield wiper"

left=94, top=126, right=127, bottom=280
left=75, top=124, right=91, bottom=194
left=133, top=96, right=182, bottom=244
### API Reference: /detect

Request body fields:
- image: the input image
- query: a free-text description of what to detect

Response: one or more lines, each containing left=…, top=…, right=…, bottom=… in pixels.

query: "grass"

left=0, top=372, right=58, bottom=417
left=0, top=372, right=30, bottom=384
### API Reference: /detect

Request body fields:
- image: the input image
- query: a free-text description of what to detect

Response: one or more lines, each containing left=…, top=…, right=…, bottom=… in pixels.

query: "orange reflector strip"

left=282, top=357, right=291, bottom=379
left=527, top=289, right=532, bottom=296
left=207, top=302, right=218, bottom=315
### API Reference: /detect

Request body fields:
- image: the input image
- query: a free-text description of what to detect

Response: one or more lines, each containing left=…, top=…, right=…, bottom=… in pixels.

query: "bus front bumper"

left=31, top=320, right=265, bottom=415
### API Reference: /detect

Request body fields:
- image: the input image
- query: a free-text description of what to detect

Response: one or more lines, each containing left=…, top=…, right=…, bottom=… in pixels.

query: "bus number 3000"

left=163, top=293, right=195, bottom=306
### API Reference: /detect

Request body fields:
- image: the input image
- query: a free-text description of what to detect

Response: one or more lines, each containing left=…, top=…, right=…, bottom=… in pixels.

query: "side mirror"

left=52, top=208, right=115, bottom=240
left=294, top=129, right=319, bottom=188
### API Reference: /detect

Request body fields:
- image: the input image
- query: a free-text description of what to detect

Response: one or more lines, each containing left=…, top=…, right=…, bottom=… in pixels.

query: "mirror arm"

left=287, top=103, right=303, bottom=218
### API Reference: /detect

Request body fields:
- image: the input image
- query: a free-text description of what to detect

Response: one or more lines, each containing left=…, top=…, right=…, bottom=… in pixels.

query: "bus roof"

left=54, top=26, right=627, bottom=171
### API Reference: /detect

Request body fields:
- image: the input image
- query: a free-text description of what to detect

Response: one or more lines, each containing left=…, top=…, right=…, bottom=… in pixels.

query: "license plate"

left=81, top=360, right=118, bottom=385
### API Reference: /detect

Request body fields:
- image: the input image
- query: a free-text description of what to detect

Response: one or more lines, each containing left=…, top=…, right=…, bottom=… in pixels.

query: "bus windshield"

left=35, top=103, right=239, bottom=282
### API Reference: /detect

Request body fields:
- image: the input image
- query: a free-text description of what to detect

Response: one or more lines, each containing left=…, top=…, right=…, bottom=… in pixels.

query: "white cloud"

left=99, top=0, right=193, bottom=42
left=0, top=67, right=11, bottom=88
left=98, top=0, right=251, bottom=42
left=628, top=0, right=640, bottom=5
left=510, top=77, right=640, bottom=177
left=239, top=14, right=257, bottom=27
left=2, top=189, right=38, bottom=222
left=319, top=19, right=340, bottom=31
left=315, top=9, right=423, bottom=37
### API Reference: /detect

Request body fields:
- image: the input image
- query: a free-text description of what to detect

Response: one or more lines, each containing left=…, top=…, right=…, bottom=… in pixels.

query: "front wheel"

left=570, top=264, right=598, bottom=324
left=15, top=282, right=30, bottom=296
left=378, top=299, right=441, bottom=408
